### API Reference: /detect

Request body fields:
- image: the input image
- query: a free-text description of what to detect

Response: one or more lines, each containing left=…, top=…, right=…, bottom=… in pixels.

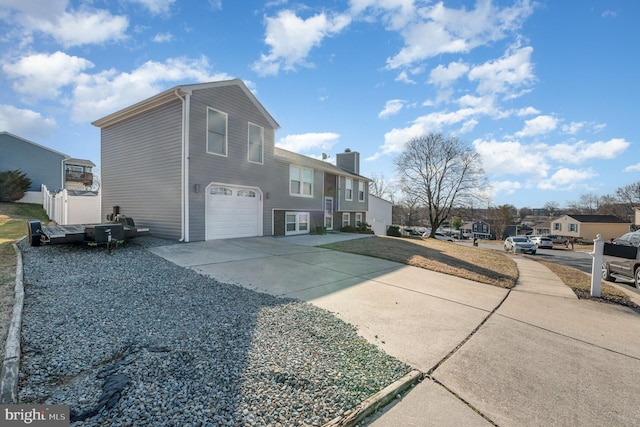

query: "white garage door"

left=206, top=184, right=261, bottom=240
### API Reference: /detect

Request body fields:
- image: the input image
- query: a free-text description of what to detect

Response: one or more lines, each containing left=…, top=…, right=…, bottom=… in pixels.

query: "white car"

left=434, top=232, right=454, bottom=242
left=529, top=236, right=553, bottom=249
left=504, top=236, right=536, bottom=254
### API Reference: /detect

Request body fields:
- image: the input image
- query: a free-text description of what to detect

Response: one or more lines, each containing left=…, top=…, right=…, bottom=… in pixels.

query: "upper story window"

left=207, top=107, right=227, bottom=156
left=248, top=123, right=264, bottom=164
left=358, top=180, right=365, bottom=202
left=554, top=223, right=562, bottom=231
left=290, top=165, right=313, bottom=197
left=345, top=178, right=353, bottom=201
left=569, top=223, right=578, bottom=232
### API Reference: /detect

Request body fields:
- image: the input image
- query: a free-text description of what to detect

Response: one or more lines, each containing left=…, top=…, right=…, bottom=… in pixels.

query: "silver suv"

left=602, top=231, right=640, bottom=289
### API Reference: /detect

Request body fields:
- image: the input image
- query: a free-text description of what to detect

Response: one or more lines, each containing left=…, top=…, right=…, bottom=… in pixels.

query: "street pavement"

left=149, top=234, right=640, bottom=426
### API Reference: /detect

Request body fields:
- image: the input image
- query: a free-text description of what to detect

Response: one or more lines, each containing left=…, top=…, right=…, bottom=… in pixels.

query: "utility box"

left=84, top=223, right=124, bottom=244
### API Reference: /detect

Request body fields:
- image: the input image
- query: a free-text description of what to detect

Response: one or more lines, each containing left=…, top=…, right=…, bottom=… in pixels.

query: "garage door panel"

left=206, top=185, right=261, bottom=240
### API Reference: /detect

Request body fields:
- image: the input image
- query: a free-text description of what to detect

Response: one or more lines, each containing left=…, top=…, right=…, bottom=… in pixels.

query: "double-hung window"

left=285, top=212, right=309, bottom=235
left=355, top=212, right=363, bottom=226
left=554, top=223, right=562, bottom=231
left=290, top=165, right=313, bottom=197
left=248, top=123, right=264, bottom=164
left=569, top=223, right=578, bottom=232
left=207, top=108, right=227, bottom=156
left=345, top=178, right=353, bottom=201
left=358, top=180, right=365, bottom=202
left=342, top=213, right=350, bottom=227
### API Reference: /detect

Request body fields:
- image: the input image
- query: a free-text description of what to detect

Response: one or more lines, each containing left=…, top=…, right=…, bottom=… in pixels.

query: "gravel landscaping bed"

left=16, top=237, right=411, bottom=426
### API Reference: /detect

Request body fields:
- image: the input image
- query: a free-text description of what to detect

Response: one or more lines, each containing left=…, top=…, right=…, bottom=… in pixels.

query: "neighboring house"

left=550, top=214, right=631, bottom=241
left=367, top=194, right=393, bottom=235
left=92, top=79, right=370, bottom=241
left=0, top=132, right=67, bottom=195
left=0, top=132, right=96, bottom=201
left=65, top=158, right=96, bottom=190
left=461, top=220, right=491, bottom=239
left=532, top=221, right=551, bottom=236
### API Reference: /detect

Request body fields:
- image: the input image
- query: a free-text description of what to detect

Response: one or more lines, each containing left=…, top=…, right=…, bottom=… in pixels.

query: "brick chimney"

left=336, top=148, right=360, bottom=175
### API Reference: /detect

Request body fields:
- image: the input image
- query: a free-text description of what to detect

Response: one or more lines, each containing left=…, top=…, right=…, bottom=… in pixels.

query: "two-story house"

left=92, top=79, right=369, bottom=241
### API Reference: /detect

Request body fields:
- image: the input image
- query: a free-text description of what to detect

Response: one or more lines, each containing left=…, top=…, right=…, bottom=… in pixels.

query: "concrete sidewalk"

left=149, top=235, right=640, bottom=426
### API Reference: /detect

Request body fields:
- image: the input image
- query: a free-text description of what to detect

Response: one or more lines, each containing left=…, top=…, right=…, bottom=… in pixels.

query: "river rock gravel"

left=16, top=237, right=411, bottom=426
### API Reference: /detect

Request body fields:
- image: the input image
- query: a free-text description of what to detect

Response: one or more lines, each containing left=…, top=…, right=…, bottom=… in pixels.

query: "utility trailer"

left=28, top=207, right=150, bottom=250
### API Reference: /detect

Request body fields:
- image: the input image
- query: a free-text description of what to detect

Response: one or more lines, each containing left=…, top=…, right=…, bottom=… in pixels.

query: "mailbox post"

left=590, top=234, right=604, bottom=297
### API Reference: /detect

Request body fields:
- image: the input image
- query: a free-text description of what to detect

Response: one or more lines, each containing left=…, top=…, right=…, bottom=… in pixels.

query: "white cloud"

left=153, top=32, right=174, bottom=43
left=252, top=10, right=351, bottom=76
left=30, top=9, right=128, bottom=47
left=0, top=104, right=56, bottom=137
left=561, top=121, right=585, bottom=135
left=3, top=51, right=94, bottom=99
left=73, top=56, right=232, bottom=122
left=547, top=138, right=630, bottom=164
left=489, top=180, right=523, bottom=198
left=378, top=99, right=405, bottom=118
left=395, top=70, right=416, bottom=84
left=473, top=138, right=549, bottom=179
left=517, top=106, right=540, bottom=116
left=429, top=61, right=469, bottom=87
left=468, top=45, right=535, bottom=96
left=537, top=168, right=596, bottom=190
left=129, top=0, right=176, bottom=15
left=624, top=163, right=640, bottom=173
left=385, top=0, right=534, bottom=69
left=276, top=132, right=340, bottom=152
left=514, top=114, right=557, bottom=137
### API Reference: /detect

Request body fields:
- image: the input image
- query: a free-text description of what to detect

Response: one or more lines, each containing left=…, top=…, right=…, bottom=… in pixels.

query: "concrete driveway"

left=149, top=234, right=640, bottom=426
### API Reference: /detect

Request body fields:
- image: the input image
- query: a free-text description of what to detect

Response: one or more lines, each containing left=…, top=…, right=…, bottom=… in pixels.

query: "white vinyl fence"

left=42, top=184, right=101, bottom=225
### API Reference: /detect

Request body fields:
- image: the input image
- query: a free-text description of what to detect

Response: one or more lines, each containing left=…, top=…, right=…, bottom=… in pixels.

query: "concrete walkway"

left=149, top=235, right=640, bottom=426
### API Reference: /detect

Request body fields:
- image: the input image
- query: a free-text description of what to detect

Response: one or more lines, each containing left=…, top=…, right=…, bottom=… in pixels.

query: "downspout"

left=174, top=89, right=189, bottom=242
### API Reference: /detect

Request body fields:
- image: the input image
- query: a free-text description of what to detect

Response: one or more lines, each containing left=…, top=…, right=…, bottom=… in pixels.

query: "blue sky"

left=1, top=0, right=638, bottom=209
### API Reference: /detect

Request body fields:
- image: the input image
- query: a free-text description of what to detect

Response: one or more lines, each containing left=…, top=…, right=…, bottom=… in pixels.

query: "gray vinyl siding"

left=101, top=101, right=183, bottom=239
left=0, top=133, right=65, bottom=191
left=187, top=85, right=323, bottom=240
left=338, top=176, right=368, bottom=212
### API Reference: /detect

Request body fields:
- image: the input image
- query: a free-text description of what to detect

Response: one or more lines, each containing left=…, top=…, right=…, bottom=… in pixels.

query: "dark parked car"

left=602, top=231, right=640, bottom=289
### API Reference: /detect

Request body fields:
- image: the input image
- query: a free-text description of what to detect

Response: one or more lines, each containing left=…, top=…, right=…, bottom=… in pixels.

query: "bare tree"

left=544, top=201, right=560, bottom=217
left=368, top=172, right=395, bottom=202
left=616, top=181, right=640, bottom=206
left=488, top=204, right=517, bottom=240
left=394, top=133, right=486, bottom=238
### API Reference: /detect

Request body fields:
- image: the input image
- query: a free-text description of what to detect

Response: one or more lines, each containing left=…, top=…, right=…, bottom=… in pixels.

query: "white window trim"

left=355, top=212, right=363, bottom=226
left=289, top=165, right=314, bottom=198
left=247, top=122, right=264, bottom=165
left=342, top=212, right=350, bottom=227
left=358, top=180, right=365, bottom=202
left=345, top=178, right=353, bottom=201
left=285, top=211, right=310, bottom=236
left=206, top=107, right=228, bottom=157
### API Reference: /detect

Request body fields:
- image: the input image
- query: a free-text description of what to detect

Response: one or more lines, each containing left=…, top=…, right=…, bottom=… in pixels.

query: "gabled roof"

left=274, top=147, right=370, bottom=181
left=66, top=158, right=96, bottom=167
left=0, top=131, right=69, bottom=159
left=92, top=79, right=280, bottom=130
left=560, top=214, right=630, bottom=224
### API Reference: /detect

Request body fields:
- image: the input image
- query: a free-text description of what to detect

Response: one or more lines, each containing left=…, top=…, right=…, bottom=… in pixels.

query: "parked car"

left=434, top=232, right=454, bottom=242
left=529, top=235, right=553, bottom=249
left=544, top=235, right=569, bottom=246
left=602, top=230, right=640, bottom=289
left=504, top=236, right=536, bottom=254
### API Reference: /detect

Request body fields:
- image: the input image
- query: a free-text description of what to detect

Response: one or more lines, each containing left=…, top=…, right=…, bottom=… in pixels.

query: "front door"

left=324, top=197, right=333, bottom=230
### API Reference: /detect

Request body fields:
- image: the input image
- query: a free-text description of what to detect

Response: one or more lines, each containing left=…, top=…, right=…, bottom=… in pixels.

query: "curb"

left=0, top=238, right=26, bottom=404
left=322, top=369, right=423, bottom=427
